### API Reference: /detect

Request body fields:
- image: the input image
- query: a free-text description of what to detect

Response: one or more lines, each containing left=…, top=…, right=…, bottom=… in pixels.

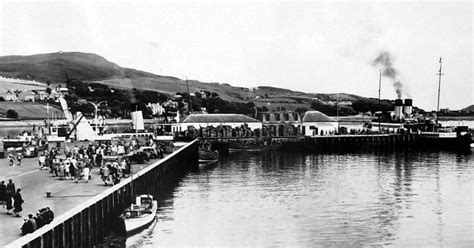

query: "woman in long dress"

left=13, top=188, right=24, bottom=217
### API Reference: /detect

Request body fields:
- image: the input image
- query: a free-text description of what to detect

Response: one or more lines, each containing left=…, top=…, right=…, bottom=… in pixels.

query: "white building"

left=301, top=111, right=338, bottom=136
left=147, top=103, right=165, bottom=115
left=172, top=113, right=262, bottom=133
left=0, top=91, right=18, bottom=101
left=18, top=90, right=36, bottom=102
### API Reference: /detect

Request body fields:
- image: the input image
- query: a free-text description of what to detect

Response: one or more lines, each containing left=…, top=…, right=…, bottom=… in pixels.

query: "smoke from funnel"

left=372, top=51, right=405, bottom=99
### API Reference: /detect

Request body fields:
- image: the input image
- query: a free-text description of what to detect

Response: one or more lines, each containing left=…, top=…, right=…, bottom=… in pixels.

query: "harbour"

left=1, top=2, right=473, bottom=247
left=104, top=149, right=474, bottom=247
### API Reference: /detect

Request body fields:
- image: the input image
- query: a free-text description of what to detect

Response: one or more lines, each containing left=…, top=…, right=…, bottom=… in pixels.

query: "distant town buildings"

left=0, top=87, right=68, bottom=102
left=147, top=103, right=165, bottom=116
left=17, top=90, right=37, bottom=102
left=0, top=90, right=18, bottom=101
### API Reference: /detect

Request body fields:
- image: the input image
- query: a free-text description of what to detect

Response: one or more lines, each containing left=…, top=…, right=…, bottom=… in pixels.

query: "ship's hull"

left=419, top=131, right=471, bottom=152
left=199, top=148, right=219, bottom=163
left=228, top=142, right=282, bottom=152
left=121, top=200, right=158, bottom=235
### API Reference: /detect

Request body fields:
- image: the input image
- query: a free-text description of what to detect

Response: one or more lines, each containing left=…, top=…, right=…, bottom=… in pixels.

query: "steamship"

left=416, top=57, right=472, bottom=151
left=376, top=98, right=471, bottom=151
left=418, top=125, right=471, bottom=151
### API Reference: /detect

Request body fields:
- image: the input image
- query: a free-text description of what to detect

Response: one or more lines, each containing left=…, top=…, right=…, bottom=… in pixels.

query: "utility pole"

left=135, top=105, right=138, bottom=135
left=378, top=69, right=382, bottom=132
left=436, top=57, right=443, bottom=113
left=186, top=76, right=192, bottom=113
left=336, top=93, right=339, bottom=133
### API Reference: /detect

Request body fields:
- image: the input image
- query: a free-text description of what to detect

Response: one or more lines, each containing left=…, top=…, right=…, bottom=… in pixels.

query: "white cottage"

left=302, top=111, right=338, bottom=136
left=172, top=113, right=262, bottom=133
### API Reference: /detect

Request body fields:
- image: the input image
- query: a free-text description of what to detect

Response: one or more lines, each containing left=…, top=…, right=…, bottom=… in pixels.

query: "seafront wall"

left=6, top=140, right=198, bottom=248
left=299, top=133, right=419, bottom=152
left=203, top=134, right=419, bottom=154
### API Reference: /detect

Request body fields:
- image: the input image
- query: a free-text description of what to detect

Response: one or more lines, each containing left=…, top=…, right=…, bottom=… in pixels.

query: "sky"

left=0, top=0, right=472, bottom=111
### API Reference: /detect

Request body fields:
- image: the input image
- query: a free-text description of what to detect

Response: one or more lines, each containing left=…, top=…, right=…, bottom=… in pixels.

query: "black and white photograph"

left=0, top=0, right=472, bottom=247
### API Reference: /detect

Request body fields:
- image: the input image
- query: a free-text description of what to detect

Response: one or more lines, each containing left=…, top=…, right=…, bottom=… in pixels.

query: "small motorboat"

left=199, top=148, right=219, bottom=163
left=120, top=194, right=158, bottom=234
left=228, top=141, right=282, bottom=152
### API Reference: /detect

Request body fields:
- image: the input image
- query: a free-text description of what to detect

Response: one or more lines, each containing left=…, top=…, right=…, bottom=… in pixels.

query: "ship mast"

left=186, top=76, right=192, bottom=114
left=436, top=57, right=443, bottom=113
left=378, top=69, right=382, bottom=131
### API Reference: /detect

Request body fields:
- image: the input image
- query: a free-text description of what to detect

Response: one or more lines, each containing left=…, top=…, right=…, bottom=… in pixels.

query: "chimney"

left=394, top=99, right=403, bottom=118
left=403, top=99, right=413, bottom=116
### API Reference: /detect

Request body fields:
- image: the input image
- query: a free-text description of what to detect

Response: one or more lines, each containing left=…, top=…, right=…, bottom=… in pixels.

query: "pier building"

left=301, top=111, right=338, bottom=136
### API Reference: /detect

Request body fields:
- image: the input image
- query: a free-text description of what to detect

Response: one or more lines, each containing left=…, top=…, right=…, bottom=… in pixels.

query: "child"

left=16, top=152, right=23, bottom=166
left=38, top=153, right=46, bottom=169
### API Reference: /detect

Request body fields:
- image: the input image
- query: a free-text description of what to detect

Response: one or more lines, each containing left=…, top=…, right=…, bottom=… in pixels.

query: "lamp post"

left=87, top=101, right=107, bottom=120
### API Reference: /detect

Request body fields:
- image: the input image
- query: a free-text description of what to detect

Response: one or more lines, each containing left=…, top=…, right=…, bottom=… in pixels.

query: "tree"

left=75, top=85, right=90, bottom=96
left=257, top=106, right=269, bottom=112
left=6, top=109, right=18, bottom=119
left=310, top=101, right=337, bottom=116
left=295, top=107, right=307, bottom=115
left=0, top=97, right=4, bottom=101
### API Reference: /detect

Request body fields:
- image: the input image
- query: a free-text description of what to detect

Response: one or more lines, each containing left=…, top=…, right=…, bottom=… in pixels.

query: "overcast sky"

left=0, top=0, right=472, bottom=110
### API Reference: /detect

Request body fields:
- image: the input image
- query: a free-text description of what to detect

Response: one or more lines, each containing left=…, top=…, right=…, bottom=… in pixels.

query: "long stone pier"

left=201, top=133, right=419, bottom=154
left=5, top=140, right=198, bottom=248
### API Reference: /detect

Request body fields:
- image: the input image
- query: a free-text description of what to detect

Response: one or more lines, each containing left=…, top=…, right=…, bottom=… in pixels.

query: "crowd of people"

left=21, top=207, right=54, bottom=235
left=37, top=136, right=166, bottom=185
left=1, top=132, right=171, bottom=237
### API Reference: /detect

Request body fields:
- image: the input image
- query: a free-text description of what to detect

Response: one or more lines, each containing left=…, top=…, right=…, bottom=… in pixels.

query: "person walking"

left=8, top=152, right=15, bottom=166
left=0, top=181, right=6, bottom=206
left=38, top=152, right=46, bottom=169
left=5, top=179, right=15, bottom=214
left=83, top=164, right=91, bottom=183
left=16, top=152, right=23, bottom=166
left=13, top=188, right=24, bottom=217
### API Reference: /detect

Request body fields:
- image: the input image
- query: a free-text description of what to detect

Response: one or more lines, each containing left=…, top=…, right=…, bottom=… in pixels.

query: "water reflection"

left=99, top=150, right=473, bottom=247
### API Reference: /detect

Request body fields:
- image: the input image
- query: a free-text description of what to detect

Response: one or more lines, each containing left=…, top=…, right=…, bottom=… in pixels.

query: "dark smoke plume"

left=372, top=51, right=404, bottom=99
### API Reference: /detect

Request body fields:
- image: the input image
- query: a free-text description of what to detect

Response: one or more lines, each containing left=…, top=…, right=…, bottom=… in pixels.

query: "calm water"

left=118, top=150, right=473, bottom=247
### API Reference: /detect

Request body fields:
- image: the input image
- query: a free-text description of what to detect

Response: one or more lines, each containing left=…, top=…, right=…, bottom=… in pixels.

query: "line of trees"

left=65, top=79, right=258, bottom=119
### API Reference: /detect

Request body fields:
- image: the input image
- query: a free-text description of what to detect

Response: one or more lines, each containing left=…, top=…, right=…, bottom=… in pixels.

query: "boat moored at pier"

left=419, top=125, right=471, bottom=151
left=120, top=194, right=158, bottom=234
left=228, top=140, right=282, bottom=152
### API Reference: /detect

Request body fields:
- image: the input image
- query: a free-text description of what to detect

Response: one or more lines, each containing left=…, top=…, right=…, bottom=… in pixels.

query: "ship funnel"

left=403, top=99, right=413, bottom=115
left=394, top=99, right=403, bottom=118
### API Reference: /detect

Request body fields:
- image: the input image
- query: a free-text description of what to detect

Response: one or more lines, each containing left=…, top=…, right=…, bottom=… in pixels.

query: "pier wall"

left=203, top=134, right=419, bottom=153
left=6, top=140, right=198, bottom=248
left=297, top=133, right=419, bottom=152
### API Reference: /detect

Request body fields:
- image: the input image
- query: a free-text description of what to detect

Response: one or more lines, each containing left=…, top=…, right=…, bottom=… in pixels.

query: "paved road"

left=0, top=155, right=159, bottom=247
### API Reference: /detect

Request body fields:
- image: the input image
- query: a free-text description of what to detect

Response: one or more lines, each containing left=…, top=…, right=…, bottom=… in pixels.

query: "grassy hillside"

left=461, top=105, right=474, bottom=112
left=0, top=51, right=399, bottom=114
left=0, top=52, right=158, bottom=83
left=0, top=79, right=47, bottom=91
left=0, top=102, right=63, bottom=120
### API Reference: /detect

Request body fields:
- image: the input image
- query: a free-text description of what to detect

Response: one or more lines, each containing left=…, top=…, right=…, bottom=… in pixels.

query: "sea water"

left=114, top=149, right=473, bottom=247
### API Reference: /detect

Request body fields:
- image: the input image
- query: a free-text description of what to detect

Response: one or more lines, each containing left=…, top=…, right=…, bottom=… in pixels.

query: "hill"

left=0, top=51, right=397, bottom=114
left=461, top=105, right=474, bottom=112
left=0, top=52, right=159, bottom=82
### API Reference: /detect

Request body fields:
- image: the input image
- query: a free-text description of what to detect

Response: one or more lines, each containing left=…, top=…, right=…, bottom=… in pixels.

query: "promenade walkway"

left=0, top=152, right=169, bottom=247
